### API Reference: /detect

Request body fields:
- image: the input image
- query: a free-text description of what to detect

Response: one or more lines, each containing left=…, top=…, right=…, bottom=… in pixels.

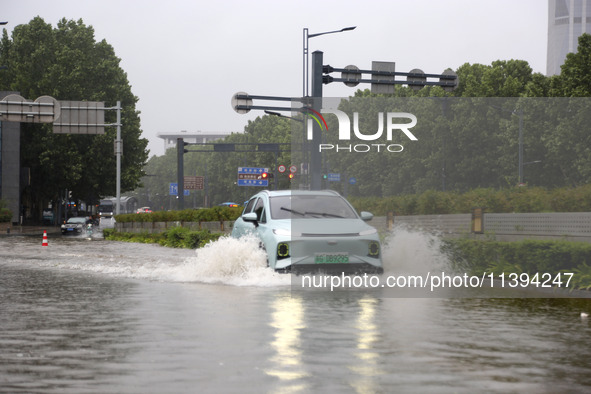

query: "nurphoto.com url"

left=293, top=271, right=575, bottom=297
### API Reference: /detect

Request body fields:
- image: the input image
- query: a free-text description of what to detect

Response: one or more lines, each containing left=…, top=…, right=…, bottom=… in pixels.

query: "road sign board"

left=237, top=179, right=268, bottom=186
left=169, top=183, right=178, bottom=196
left=278, top=165, right=286, bottom=173
left=342, top=65, right=361, bottom=87
left=289, top=165, right=297, bottom=173
left=53, top=100, right=106, bottom=134
left=0, top=94, right=60, bottom=123
left=327, top=173, right=341, bottom=182
left=371, top=61, right=396, bottom=94
left=232, top=92, right=253, bottom=114
left=238, top=167, right=269, bottom=175
left=184, top=189, right=190, bottom=196
left=184, top=176, right=204, bottom=190
left=349, top=177, right=357, bottom=185
left=237, top=167, right=269, bottom=186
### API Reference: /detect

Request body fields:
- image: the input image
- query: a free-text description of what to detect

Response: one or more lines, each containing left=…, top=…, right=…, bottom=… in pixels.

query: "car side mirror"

left=360, top=211, right=373, bottom=221
left=242, top=212, right=259, bottom=227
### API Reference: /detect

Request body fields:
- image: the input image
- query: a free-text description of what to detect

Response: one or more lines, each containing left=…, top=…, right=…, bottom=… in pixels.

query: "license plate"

left=315, top=253, right=349, bottom=264
left=67, top=228, right=74, bottom=231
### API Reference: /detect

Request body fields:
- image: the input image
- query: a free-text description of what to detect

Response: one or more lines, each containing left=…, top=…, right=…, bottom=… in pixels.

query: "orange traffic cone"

left=42, top=230, right=48, bottom=246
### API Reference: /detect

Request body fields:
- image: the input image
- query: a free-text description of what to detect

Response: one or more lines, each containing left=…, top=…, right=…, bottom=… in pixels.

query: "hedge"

left=441, top=238, right=591, bottom=290
left=102, top=227, right=223, bottom=249
left=114, top=206, right=242, bottom=224
left=348, top=184, right=591, bottom=216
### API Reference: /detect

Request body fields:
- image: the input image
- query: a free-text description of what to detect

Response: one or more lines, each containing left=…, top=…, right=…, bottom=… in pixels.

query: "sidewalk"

left=0, top=223, right=62, bottom=236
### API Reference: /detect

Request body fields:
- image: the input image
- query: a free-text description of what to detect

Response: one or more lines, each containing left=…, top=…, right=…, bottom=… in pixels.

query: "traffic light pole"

left=177, top=138, right=185, bottom=210
left=310, top=50, right=324, bottom=191
left=233, top=51, right=458, bottom=191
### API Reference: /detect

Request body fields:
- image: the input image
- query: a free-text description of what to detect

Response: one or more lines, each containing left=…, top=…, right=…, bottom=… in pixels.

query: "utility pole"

left=310, top=50, right=324, bottom=190
left=177, top=138, right=185, bottom=210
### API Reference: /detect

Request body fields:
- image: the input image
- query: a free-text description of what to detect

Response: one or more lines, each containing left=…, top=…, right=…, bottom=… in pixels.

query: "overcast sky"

left=5, top=0, right=548, bottom=156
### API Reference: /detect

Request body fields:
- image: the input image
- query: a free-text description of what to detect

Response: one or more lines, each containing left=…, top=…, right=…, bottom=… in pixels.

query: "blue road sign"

left=170, top=183, right=192, bottom=195
left=237, top=167, right=269, bottom=175
left=237, top=179, right=268, bottom=186
left=349, top=177, right=357, bottom=185
left=237, top=167, right=269, bottom=186
left=327, top=173, right=341, bottom=182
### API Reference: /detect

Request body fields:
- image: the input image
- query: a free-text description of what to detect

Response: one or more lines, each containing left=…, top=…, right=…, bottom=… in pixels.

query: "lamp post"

left=303, top=26, right=356, bottom=97
left=516, top=109, right=524, bottom=184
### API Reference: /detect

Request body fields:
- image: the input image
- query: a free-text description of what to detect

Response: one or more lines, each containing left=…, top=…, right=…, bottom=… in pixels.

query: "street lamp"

left=303, top=26, right=356, bottom=97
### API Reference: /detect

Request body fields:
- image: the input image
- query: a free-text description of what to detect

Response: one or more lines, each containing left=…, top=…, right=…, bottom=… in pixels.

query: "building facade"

left=547, top=0, right=591, bottom=75
left=0, top=91, right=21, bottom=224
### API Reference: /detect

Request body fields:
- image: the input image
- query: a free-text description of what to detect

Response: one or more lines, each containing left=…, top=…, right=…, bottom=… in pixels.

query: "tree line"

left=0, top=17, right=148, bottom=221
left=3, top=17, right=591, bottom=215
left=132, top=34, right=591, bottom=209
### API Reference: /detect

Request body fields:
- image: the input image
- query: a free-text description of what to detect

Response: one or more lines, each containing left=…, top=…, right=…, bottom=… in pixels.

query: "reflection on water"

left=349, top=297, right=383, bottom=394
left=266, top=293, right=387, bottom=393
left=0, top=265, right=139, bottom=393
left=1, top=236, right=591, bottom=392
left=266, top=295, right=308, bottom=393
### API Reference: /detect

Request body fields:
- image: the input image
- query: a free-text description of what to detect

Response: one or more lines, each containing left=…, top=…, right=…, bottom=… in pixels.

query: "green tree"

left=554, top=33, right=591, bottom=96
left=134, top=114, right=292, bottom=210
left=0, top=17, right=148, bottom=219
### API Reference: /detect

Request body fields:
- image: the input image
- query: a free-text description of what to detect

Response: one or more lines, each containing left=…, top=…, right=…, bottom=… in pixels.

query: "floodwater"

left=1, top=230, right=590, bottom=393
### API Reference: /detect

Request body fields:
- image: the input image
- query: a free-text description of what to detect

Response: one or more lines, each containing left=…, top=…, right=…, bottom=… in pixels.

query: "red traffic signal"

left=261, top=172, right=268, bottom=179
left=288, top=173, right=294, bottom=180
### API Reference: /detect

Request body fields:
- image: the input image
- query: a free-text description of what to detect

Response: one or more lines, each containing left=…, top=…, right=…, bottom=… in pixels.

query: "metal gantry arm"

left=322, top=64, right=458, bottom=90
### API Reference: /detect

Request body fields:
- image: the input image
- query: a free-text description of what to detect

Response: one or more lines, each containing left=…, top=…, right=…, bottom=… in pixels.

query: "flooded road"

left=1, top=232, right=590, bottom=393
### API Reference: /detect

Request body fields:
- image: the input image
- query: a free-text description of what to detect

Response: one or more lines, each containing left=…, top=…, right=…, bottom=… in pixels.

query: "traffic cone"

left=42, top=230, right=48, bottom=247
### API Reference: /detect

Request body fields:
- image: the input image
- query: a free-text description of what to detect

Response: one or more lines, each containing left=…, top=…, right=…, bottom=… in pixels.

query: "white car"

left=232, top=190, right=383, bottom=274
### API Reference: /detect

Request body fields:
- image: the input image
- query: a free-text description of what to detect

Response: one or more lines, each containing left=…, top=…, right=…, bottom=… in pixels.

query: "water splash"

left=381, top=226, right=449, bottom=275
left=170, top=235, right=291, bottom=287
left=8, top=227, right=449, bottom=288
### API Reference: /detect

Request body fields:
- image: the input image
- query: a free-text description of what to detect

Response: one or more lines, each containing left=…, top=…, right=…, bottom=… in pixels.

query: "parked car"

left=136, top=207, right=152, bottom=214
left=61, top=216, right=93, bottom=235
left=231, top=190, right=383, bottom=274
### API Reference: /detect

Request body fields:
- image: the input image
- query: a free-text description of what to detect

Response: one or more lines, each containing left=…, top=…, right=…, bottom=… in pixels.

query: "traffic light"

left=261, top=172, right=268, bottom=179
left=288, top=173, right=294, bottom=180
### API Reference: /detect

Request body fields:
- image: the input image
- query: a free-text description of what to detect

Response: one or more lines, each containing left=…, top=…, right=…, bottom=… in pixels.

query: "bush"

left=0, top=208, right=12, bottom=223
left=102, top=227, right=222, bottom=249
left=348, top=185, right=591, bottom=216
left=441, top=238, right=591, bottom=289
left=0, top=199, right=12, bottom=223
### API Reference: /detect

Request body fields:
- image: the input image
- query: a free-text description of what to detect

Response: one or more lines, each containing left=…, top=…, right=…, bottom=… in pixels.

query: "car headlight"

left=273, top=228, right=301, bottom=236
left=359, top=228, right=377, bottom=236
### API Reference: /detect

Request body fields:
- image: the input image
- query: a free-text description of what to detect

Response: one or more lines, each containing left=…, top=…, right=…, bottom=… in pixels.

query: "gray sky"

left=4, top=0, right=548, bottom=156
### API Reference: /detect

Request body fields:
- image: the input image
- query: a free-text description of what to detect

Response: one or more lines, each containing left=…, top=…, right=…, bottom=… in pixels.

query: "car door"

left=232, top=197, right=258, bottom=238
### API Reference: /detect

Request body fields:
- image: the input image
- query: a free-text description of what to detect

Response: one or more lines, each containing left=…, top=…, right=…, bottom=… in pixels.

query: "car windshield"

left=269, top=195, right=358, bottom=220
left=67, top=217, right=87, bottom=224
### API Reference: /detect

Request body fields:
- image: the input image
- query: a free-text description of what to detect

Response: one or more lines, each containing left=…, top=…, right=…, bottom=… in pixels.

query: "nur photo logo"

left=305, top=108, right=418, bottom=153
